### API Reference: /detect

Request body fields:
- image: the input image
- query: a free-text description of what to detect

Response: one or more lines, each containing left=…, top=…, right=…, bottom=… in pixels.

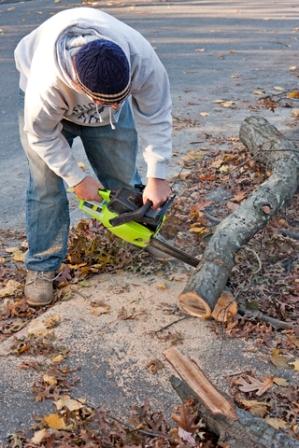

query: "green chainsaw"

left=77, top=185, right=199, bottom=267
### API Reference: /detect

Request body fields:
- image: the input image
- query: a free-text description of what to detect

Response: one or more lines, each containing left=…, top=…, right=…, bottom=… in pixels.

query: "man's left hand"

left=143, top=177, right=171, bottom=209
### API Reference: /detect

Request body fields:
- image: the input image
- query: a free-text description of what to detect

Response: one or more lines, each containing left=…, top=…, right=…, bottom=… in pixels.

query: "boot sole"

left=26, top=298, right=53, bottom=307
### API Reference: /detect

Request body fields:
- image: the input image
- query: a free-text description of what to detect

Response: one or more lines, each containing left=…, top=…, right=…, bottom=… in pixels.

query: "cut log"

left=179, top=116, right=299, bottom=320
left=164, top=347, right=299, bottom=448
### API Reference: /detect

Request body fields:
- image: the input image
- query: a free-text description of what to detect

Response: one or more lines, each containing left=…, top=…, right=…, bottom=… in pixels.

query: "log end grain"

left=211, top=291, right=238, bottom=322
left=178, top=291, right=212, bottom=319
left=179, top=290, right=237, bottom=322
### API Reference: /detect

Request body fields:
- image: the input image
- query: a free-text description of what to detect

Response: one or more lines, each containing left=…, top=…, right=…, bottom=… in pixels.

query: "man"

left=15, top=7, right=172, bottom=306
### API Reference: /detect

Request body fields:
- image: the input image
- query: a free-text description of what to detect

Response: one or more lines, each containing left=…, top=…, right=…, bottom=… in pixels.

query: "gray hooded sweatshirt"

left=14, top=7, right=172, bottom=187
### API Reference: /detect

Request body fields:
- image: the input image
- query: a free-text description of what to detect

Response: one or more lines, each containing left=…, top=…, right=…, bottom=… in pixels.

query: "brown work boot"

left=25, top=270, right=56, bottom=307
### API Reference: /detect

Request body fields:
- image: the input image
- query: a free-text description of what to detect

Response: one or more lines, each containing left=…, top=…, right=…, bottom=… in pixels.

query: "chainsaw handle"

left=109, top=200, right=153, bottom=227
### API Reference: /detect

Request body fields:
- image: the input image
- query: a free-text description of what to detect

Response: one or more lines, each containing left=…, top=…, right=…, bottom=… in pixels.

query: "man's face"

left=92, top=98, right=121, bottom=110
left=72, top=79, right=122, bottom=110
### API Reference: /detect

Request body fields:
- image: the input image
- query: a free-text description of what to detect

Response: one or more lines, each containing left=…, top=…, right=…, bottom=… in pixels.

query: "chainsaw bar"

left=149, top=237, right=199, bottom=268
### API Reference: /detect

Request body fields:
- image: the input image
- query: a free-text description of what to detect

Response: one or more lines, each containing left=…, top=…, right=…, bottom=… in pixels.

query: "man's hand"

left=73, top=176, right=103, bottom=201
left=143, top=177, right=171, bottom=209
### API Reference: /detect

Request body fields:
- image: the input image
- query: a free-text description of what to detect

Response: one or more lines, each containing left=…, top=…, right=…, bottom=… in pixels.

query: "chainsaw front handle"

left=109, top=200, right=153, bottom=227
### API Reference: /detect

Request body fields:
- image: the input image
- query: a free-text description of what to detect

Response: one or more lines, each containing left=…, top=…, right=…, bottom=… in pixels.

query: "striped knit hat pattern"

left=75, top=39, right=131, bottom=104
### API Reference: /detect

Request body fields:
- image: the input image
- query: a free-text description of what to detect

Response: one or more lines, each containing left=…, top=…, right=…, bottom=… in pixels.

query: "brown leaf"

left=194, top=199, right=213, bottom=211
left=238, top=398, right=269, bottom=418
left=270, top=349, right=290, bottom=369
left=43, top=413, right=69, bottom=430
left=54, top=395, right=84, bottom=412
left=43, top=315, right=61, bottom=329
left=146, top=359, right=164, bottom=374
left=265, top=417, right=288, bottom=430
left=232, top=191, right=247, bottom=203
left=199, top=173, right=216, bottom=182
left=287, top=90, right=299, bottom=99
left=31, top=429, right=49, bottom=445
left=43, top=374, right=57, bottom=386
left=0, top=280, right=22, bottom=298
left=90, top=300, right=111, bottom=315
left=235, top=375, right=273, bottom=396
left=51, top=354, right=65, bottom=364
left=117, top=306, right=144, bottom=320
left=189, top=225, right=208, bottom=235
left=289, top=359, right=299, bottom=371
left=273, top=377, right=289, bottom=387
left=172, top=401, right=199, bottom=432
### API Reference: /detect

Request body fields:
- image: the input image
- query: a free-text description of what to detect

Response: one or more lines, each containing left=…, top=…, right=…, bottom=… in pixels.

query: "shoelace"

left=26, top=271, right=61, bottom=285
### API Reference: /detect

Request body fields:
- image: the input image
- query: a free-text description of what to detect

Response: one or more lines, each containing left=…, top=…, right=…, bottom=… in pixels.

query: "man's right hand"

left=73, top=176, right=103, bottom=202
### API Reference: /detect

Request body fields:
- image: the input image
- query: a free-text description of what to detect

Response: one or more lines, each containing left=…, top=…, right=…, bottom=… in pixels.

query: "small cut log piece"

left=179, top=116, right=299, bottom=321
left=164, top=347, right=299, bottom=448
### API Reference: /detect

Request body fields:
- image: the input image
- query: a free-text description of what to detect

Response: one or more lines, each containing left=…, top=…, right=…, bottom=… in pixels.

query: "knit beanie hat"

left=75, top=39, right=131, bottom=104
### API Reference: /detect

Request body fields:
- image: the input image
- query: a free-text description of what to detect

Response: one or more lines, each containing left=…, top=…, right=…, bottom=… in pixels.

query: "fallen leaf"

left=253, top=89, right=266, bottom=96
left=146, top=359, right=164, bottom=374
left=44, top=315, right=61, bottom=329
left=219, top=164, right=230, bottom=173
left=43, top=413, right=69, bottom=430
left=292, top=109, right=299, bottom=118
left=289, top=359, right=299, bottom=371
left=213, top=99, right=226, bottom=104
left=287, top=90, right=299, bottom=99
left=235, top=375, right=273, bottom=396
left=200, top=112, right=209, bottom=117
left=189, top=226, right=208, bottom=236
left=232, top=191, right=247, bottom=203
left=289, top=65, right=297, bottom=71
left=238, top=398, right=269, bottom=417
left=194, top=199, right=213, bottom=211
left=0, top=257, right=5, bottom=264
left=178, top=427, right=197, bottom=446
left=0, top=280, right=22, bottom=298
left=28, top=321, right=50, bottom=337
left=221, top=100, right=236, bottom=108
left=182, top=150, right=204, bottom=163
left=265, top=417, right=288, bottom=430
left=5, top=246, right=19, bottom=253
left=270, top=349, right=290, bottom=369
left=12, top=250, right=25, bottom=263
left=273, top=86, right=284, bottom=92
left=90, top=300, right=111, bottom=315
left=51, top=354, right=65, bottom=364
left=155, top=282, right=169, bottom=290
left=172, top=401, right=201, bottom=432
left=55, top=395, right=84, bottom=412
left=43, top=374, right=57, bottom=386
left=31, top=429, right=49, bottom=444
left=273, top=377, right=289, bottom=387
left=199, top=173, right=216, bottom=182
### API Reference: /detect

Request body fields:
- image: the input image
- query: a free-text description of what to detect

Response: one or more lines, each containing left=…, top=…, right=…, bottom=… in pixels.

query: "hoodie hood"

left=55, top=24, right=110, bottom=89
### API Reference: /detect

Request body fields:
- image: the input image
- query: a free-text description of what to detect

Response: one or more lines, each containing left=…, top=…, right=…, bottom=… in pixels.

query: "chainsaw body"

left=78, top=186, right=199, bottom=267
left=78, top=186, right=174, bottom=248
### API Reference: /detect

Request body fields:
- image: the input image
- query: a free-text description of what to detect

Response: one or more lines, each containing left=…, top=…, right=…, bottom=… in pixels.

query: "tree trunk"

left=179, top=116, right=299, bottom=321
left=164, top=347, right=299, bottom=448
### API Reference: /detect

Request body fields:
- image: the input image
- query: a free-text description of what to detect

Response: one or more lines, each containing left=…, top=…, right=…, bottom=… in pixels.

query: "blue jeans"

left=18, top=92, right=141, bottom=272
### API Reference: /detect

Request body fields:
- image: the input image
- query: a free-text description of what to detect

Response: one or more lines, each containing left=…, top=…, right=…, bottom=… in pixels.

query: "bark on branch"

left=164, top=347, right=299, bottom=448
left=179, top=116, right=299, bottom=321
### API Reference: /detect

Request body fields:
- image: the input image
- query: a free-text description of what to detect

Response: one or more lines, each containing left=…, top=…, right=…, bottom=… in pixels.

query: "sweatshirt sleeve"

left=23, top=78, right=86, bottom=188
left=130, top=41, right=172, bottom=180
